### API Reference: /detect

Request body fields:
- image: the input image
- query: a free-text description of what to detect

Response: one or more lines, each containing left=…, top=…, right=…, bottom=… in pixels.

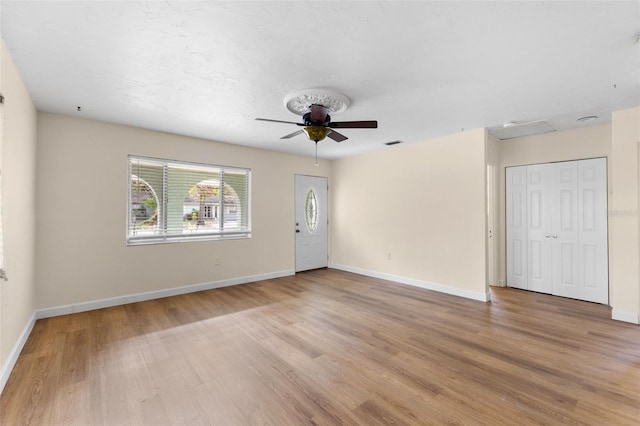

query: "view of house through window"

left=128, top=156, right=250, bottom=244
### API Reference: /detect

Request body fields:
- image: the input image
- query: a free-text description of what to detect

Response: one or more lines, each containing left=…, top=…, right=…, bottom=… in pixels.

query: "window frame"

left=127, top=155, right=251, bottom=245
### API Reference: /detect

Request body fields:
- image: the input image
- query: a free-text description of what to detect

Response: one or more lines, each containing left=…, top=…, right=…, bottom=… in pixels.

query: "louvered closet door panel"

left=578, top=158, right=609, bottom=304
left=551, top=161, right=580, bottom=299
left=526, top=164, right=553, bottom=294
left=506, top=166, right=528, bottom=289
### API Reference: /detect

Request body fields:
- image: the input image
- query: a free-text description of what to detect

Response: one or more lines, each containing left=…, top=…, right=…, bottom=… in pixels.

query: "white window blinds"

left=128, top=156, right=251, bottom=244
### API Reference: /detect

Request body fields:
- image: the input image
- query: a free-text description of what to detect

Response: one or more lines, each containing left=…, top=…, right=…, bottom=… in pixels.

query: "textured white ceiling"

left=1, top=1, right=639, bottom=159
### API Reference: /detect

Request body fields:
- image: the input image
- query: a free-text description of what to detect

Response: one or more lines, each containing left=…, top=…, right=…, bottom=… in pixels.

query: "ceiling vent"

left=488, top=119, right=556, bottom=140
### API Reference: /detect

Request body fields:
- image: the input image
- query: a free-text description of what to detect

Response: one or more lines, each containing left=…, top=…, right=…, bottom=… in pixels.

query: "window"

left=128, top=156, right=250, bottom=244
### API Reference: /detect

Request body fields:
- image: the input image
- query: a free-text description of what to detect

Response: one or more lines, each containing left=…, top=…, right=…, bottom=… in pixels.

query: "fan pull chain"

left=315, top=141, right=318, bottom=167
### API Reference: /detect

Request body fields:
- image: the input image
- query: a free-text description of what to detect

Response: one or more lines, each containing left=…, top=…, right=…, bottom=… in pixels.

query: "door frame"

left=487, top=165, right=498, bottom=286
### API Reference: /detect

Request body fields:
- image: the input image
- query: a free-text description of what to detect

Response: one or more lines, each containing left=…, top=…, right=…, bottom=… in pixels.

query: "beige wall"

left=330, top=128, right=488, bottom=299
left=499, top=124, right=611, bottom=168
left=610, top=107, right=640, bottom=322
left=0, top=40, right=38, bottom=375
left=497, top=124, right=611, bottom=287
left=35, top=113, right=329, bottom=309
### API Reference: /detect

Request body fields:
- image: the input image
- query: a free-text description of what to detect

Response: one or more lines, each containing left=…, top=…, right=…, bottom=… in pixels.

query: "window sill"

left=127, top=232, right=251, bottom=246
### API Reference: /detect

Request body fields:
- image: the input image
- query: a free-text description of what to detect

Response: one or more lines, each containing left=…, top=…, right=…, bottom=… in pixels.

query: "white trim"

left=611, top=309, right=640, bottom=324
left=37, top=269, right=294, bottom=319
left=1, top=311, right=36, bottom=394
left=329, top=264, right=491, bottom=302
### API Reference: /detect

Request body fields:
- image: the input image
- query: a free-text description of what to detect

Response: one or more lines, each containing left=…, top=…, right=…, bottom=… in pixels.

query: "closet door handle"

left=545, top=234, right=550, bottom=238
left=552, top=235, right=558, bottom=238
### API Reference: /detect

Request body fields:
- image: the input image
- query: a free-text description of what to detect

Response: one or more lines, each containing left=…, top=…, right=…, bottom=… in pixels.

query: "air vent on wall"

left=488, top=119, right=556, bottom=140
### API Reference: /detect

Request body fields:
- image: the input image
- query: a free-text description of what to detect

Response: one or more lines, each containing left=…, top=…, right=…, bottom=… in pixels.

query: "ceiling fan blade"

left=309, top=104, right=329, bottom=123
left=329, top=120, right=378, bottom=129
left=255, top=118, right=302, bottom=125
left=327, top=129, right=348, bottom=142
left=281, top=129, right=304, bottom=139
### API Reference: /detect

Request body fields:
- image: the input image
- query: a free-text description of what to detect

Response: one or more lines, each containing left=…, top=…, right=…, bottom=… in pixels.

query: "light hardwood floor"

left=1, top=269, right=639, bottom=425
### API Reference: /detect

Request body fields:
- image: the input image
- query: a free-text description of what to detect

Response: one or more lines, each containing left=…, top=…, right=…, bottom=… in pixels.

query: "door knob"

left=296, top=229, right=300, bottom=233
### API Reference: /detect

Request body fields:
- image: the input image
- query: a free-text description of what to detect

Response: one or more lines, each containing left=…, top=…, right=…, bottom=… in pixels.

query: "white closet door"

left=527, top=164, right=553, bottom=294
left=506, top=166, right=528, bottom=289
left=551, top=161, right=581, bottom=299
left=578, top=158, right=609, bottom=304
left=506, top=158, right=609, bottom=305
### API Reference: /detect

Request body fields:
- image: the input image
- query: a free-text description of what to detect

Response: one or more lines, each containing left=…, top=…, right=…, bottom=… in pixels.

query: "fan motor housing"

left=303, top=111, right=331, bottom=127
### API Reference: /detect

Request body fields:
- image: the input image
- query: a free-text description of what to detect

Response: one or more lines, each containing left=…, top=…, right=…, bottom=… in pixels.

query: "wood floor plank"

left=1, top=269, right=639, bottom=425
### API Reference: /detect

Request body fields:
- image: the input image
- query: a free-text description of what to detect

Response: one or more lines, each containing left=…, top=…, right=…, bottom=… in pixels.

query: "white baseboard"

left=611, top=309, right=640, bottom=324
left=36, top=269, right=294, bottom=319
left=329, top=264, right=491, bottom=302
left=0, top=311, right=36, bottom=394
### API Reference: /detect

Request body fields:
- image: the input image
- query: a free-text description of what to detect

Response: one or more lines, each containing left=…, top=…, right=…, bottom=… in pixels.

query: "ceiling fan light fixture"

left=303, top=126, right=331, bottom=142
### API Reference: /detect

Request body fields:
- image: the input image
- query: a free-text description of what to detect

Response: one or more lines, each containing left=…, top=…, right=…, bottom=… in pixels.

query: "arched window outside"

left=129, top=175, right=159, bottom=235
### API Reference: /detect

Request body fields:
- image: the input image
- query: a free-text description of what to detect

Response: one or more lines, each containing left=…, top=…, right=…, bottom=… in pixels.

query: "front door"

left=295, top=175, right=328, bottom=272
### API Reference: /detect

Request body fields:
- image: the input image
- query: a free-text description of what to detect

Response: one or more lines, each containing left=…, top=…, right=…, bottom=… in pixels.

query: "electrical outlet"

left=215, top=257, right=221, bottom=266
left=386, top=252, right=391, bottom=260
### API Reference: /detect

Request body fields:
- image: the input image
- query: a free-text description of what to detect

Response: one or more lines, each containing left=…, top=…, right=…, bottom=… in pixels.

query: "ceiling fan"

left=255, top=104, right=378, bottom=143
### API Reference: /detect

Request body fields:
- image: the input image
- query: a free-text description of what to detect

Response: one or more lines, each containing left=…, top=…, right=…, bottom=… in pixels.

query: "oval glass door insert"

left=305, top=188, right=318, bottom=234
